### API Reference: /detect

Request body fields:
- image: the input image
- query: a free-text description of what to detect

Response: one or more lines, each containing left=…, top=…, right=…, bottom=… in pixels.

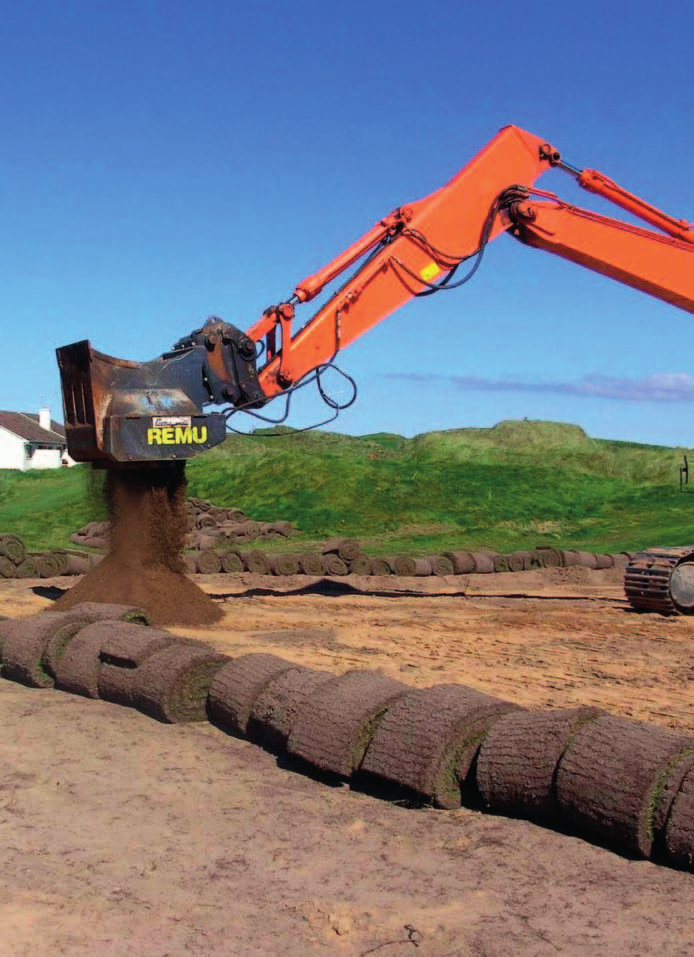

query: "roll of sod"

left=393, top=556, right=416, bottom=577
left=560, top=550, right=582, bottom=567
left=51, top=621, right=117, bottom=698
left=14, top=558, right=37, bottom=579
left=429, top=555, right=454, bottom=576
left=360, top=683, right=519, bottom=809
left=195, top=514, right=216, bottom=529
left=322, top=538, right=362, bottom=562
left=208, top=654, right=297, bottom=735
left=471, top=552, right=494, bottom=574
left=220, top=551, right=243, bottom=574
left=2, top=603, right=151, bottom=688
left=574, top=551, right=598, bottom=569
left=525, top=550, right=545, bottom=569
left=413, top=558, right=432, bottom=577
left=511, top=550, right=532, bottom=570
left=63, top=552, right=92, bottom=575
left=31, top=553, right=61, bottom=578
left=288, top=670, right=408, bottom=778
left=182, top=553, right=197, bottom=575
left=556, top=714, right=694, bottom=858
left=664, top=762, right=694, bottom=869
left=297, top=553, right=326, bottom=576
left=65, top=602, right=151, bottom=625
left=593, top=553, right=615, bottom=570
left=369, top=557, right=392, bottom=576
left=0, top=613, right=86, bottom=688
left=101, top=644, right=229, bottom=723
left=493, top=555, right=510, bottom=573
left=0, top=534, right=25, bottom=564
left=0, top=557, right=16, bottom=578
left=507, top=552, right=527, bottom=572
left=611, top=553, right=630, bottom=568
left=347, top=555, right=372, bottom=576
left=51, top=552, right=69, bottom=575
left=441, top=551, right=476, bottom=574
left=241, top=551, right=270, bottom=575
left=236, top=521, right=260, bottom=541
left=246, top=665, right=334, bottom=752
left=42, top=604, right=151, bottom=679
left=535, top=547, right=563, bottom=568
left=476, top=707, right=604, bottom=821
left=97, top=621, right=181, bottom=669
left=323, top=553, right=349, bottom=576
left=267, top=553, right=300, bottom=576
left=196, top=550, right=222, bottom=575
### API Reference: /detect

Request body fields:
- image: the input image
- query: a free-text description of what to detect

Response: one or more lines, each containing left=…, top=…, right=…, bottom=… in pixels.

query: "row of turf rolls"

left=208, top=654, right=694, bottom=869
left=185, top=538, right=629, bottom=577
left=0, top=534, right=96, bottom=579
left=1, top=606, right=693, bottom=870
left=0, top=604, right=228, bottom=722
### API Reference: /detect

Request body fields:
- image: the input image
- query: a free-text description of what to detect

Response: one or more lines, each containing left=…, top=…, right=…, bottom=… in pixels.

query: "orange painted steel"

left=245, top=124, right=694, bottom=401
left=507, top=195, right=694, bottom=314
left=246, top=125, right=554, bottom=398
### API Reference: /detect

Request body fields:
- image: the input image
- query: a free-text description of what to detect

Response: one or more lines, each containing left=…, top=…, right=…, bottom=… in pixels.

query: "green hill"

left=1, top=419, right=693, bottom=555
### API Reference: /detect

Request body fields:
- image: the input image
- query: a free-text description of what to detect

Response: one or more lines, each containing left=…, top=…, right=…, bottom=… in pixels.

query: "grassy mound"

left=1, top=419, right=693, bottom=555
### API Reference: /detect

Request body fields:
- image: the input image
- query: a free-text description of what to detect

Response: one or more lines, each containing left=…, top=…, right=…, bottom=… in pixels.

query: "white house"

left=0, top=409, right=75, bottom=471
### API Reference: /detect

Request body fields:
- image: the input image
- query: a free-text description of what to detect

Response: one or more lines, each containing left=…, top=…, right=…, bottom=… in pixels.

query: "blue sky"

left=2, top=0, right=694, bottom=446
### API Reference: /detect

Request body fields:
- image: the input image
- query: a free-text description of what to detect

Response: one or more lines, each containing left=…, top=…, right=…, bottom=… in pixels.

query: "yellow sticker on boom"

left=420, top=261, right=441, bottom=282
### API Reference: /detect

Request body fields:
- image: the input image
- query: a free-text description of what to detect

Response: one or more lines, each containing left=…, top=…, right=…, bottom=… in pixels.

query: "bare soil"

left=2, top=565, right=694, bottom=955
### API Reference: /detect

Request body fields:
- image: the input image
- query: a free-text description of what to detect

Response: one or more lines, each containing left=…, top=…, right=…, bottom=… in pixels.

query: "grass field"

left=2, top=419, right=694, bottom=555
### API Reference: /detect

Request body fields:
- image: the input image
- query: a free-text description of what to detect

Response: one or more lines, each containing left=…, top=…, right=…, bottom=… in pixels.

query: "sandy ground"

left=2, top=565, right=694, bottom=955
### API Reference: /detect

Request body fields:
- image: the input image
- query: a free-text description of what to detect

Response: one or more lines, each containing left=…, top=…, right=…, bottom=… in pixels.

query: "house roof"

left=0, top=411, right=66, bottom=446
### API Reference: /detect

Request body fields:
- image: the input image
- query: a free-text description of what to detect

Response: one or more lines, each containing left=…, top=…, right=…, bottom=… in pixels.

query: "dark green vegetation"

left=1, top=420, right=693, bottom=555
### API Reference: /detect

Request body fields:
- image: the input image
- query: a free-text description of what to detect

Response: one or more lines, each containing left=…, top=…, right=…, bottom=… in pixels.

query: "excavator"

left=56, top=124, right=694, bottom=616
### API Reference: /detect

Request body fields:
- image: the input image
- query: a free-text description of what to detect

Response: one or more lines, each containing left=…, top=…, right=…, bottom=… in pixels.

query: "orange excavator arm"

left=57, top=124, right=694, bottom=465
left=246, top=125, right=694, bottom=401
left=246, top=125, right=558, bottom=398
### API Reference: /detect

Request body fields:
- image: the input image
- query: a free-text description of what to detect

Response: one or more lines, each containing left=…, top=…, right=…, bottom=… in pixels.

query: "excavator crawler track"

left=624, top=547, right=694, bottom=615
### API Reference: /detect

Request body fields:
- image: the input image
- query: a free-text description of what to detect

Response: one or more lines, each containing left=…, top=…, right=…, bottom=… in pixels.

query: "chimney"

left=39, top=408, right=51, bottom=431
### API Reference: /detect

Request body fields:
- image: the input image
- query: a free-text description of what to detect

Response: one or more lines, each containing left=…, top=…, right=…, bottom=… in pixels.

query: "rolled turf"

left=555, top=713, right=694, bottom=858
left=476, top=707, right=604, bottom=820
left=196, top=550, right=222, bottom=575
left=360, top=683, right=520, bottom=809
left=442, top=551, right=476, bottom=574
left=101, top=644, right=230, bottom=723
left=246, top=665, right=334, bottom=752
left=267, top=554, right=300, bottom=576
left=287, top=669, right=408, bottom=778
left=322, top=554, right=348, bottom=576
left=208, top=653, right=297, bottom=735
left=347, top=555, right=372, bottom=576
left=220, top=551, right=244, bottom=574
left=1, top=603, right=151, bottom=688
left=664, top=762, right=694, bottom=869
left=298, top=553, right=326, bottom=576
left=322, top=538, right=362, bottom=562
left=369, top=558, right=392, bottom=576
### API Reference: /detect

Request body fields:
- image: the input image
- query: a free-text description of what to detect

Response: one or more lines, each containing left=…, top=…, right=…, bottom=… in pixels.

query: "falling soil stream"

left=54, top=465, right=223, bottom=625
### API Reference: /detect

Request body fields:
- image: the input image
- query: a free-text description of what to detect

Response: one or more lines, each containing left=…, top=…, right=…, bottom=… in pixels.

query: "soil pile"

left=55, top=466, right=222, bottom=626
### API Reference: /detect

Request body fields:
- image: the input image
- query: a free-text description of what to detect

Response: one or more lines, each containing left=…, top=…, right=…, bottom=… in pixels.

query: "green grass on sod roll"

left=109, top=644, right=230, bottom=723
left=287, top=670, right=408, bottom=778
left=360, top=684, right=520, bottom=809
left=208, top=654, right=296, bottom=735
left=476, top=707, right=604, bottom=821
left=246, top=665, right=334, bottom=752
left=556, top=714, right=694, bottom=858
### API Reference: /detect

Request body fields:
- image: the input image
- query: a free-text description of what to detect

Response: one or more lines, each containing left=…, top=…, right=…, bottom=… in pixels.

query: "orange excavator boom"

left=58, top=124, right=694, bottom=464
